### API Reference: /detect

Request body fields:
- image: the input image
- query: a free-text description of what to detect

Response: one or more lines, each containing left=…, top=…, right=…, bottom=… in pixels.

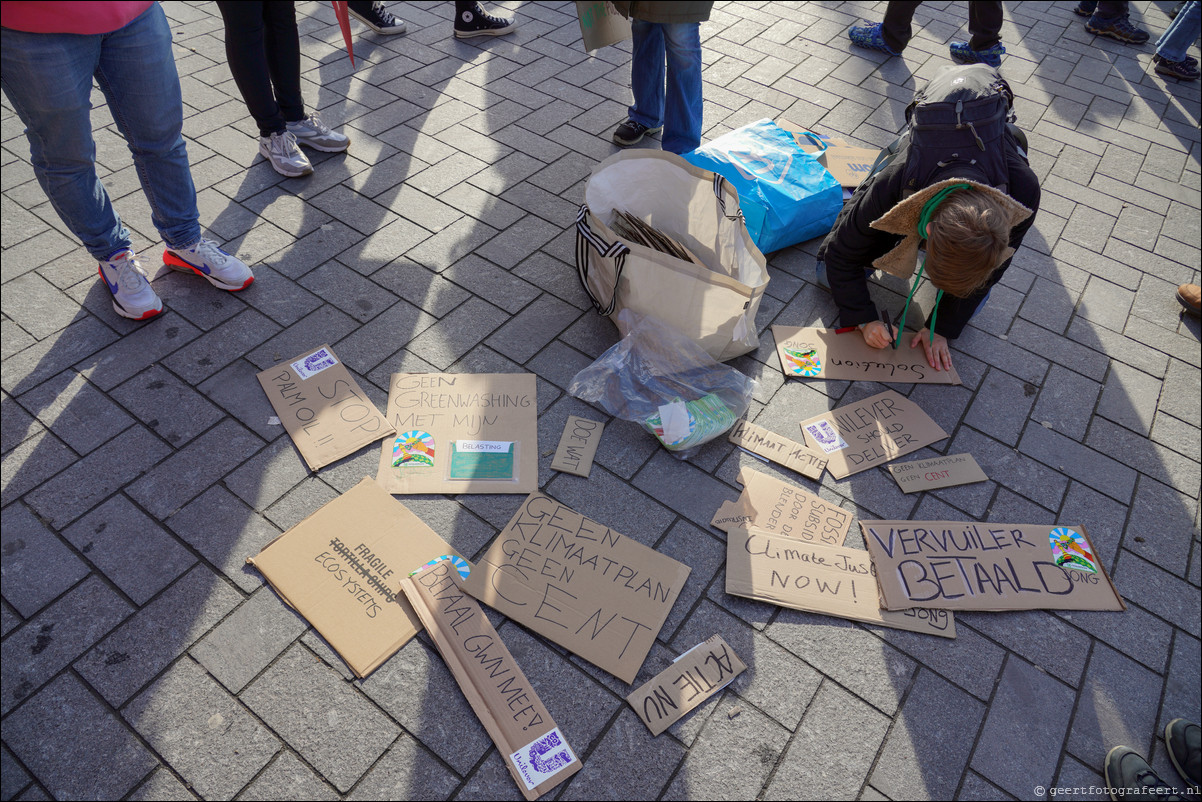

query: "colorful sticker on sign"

left=509, top=728, right=578, bottom=791
left=291, top=347, right=338, bottom=380
left=803, top=420, right=849, bottom=453
left=408, top=554, right=471, bottom=580
left=1049, top=527, right=1097, bottom=574
left=783, top=346, right=822, bottom=376
left=393, top=430, right=435, bottom=468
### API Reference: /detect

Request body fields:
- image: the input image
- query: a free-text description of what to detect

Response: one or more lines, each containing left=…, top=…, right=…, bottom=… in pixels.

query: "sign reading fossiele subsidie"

left=711, top=467, right=851, bottom=547
left=861, top=520, right=1126, bottom=612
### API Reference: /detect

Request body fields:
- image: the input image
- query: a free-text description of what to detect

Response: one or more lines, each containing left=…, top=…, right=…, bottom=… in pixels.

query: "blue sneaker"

left=949, top=40, right=1006, bottom=68
left=849, top=22, right=900, bottom=55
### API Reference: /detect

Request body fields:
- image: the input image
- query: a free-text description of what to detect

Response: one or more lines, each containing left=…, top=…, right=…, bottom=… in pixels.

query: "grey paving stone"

left=1, top=745, right=32, bottom=802
left=405, top=296, right=509, bottom=369
left=1065, top=642, right=1163, bottom=767
left=0, top=501, right=90, bottom=619
left=297, top=260, right=401, bottom=323
left=0, top=575, right=131, bottom=715
left=17, top=369, right=134, bottom=455
left=963, top=367, right=1039, bottom=446
left=767, top=610, right=916, bottom=716
left=672, top=599, right=821, bottom=731
left=1009, top=317, right=1110, bottom=382
left=329, top=297, right=437, bottom=374
left=243, top=644, right=400, bottom=793
left=238, top=752, right=338, bottom=802
left=1, top=316, right=119, bottom=396
left=0, top=427, right=75, bottom=509
left=153, top=302, right=278, bottom=383
left=1029, top=364, right=1101, bottom=441
left=261, top=220, right=362, bottom=280
left=665, top=698, right=789, bottom=801
left=123, top=658, right=279, bottom=800
left=196, top=359, right=285, bottom=443
left=1019, top=423, right=1136, bottom=503
left=633, top=450, right=741, bottom=530
left=127, top=418, right=263, bottom=520
left=764, top=680, right=892, bottom=801
left=971, top=656, right=1078, bottom=797
left=110, top=364, right=224, bottom=447
left=1097, top=362, right=1162, bottom=437
left=1159, top=633, right=1201, bottom=732
left=655, top=521, right=727, bottom=641
left=1114, top=551, right=1201, bottom=638
left=1159, top=358, right=1201, bottom=429
left=545, top=468, right=675, bottom=548
left=235, top=264, right=323, bottom=328
left=190, top=586, right=307, bottom=694
left=486, top=293, right=581, bottom=364
left=1150, top=408, right=1202, bottom=461
left=1089, top=415, right=1201, bottom=501
left=948, top=427, right=1070, bottom=512
left=358, top=637, right=491, bottom=776
left=369, top=257, right=472, bottom=317
left=346, top=734, right=459, bottom=801
left=224, top=435, right=310, bottom=512
left=960, top=607, right=1091, bottom=688
left=870, top=669, right=985, bottom=801
left=75, top=565, right=242, bottom=706
left=166, top=485, right=280, bottom=592
left=406, top=215, right=500, bottom=273
left=1124, top=476, right=1197, bottom=579
left=560, top=706, right=683, bottom=801
left=263, top=476, right=339, bottom=532
left=3, top=673, right=157, bottom=801
left=868, top=616, right=1005, bottom=702
left=126, top=767, right=199, bottom=802
left=61, top=494, right=194, bottom=605
left=442, top=253, right=540, bottom=314
left=245, top=303, right=361, bottom=371
left=73, top=314, right=202, bottom=392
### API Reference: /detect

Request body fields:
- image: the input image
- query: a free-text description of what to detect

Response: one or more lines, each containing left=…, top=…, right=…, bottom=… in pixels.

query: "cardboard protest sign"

left=246, top=478, right=467, bottom=678
left=551, top=416, right=604, bottom=478
left=376, top=373, right=537, bottom=495
left=401, top=560, right=581, bottom=800
left=711, top=467, right=851, bottom=547
left=462, top=493, right=691, bottom=684
left=888, top=453, right=987, bottom=494
left=575, top=1, right=630, bottom=51
left=798, top=389, right=947, bottom=479
left=257, top=345, right=395, bottom=471
left=725, top=527, right=956, bottom=638
left=727, top=418, right=826, bottom=480
left=772, top=326, right=961, bottom=385
left=626, top=635, right=747, bottom=736
left=861, top=520, right=1126, bottom=612
left=819, top=146, right=883, bottom=189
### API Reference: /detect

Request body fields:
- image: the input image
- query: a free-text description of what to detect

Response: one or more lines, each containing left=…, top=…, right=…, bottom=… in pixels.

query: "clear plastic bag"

left=568, top=311, right=756, bottom=457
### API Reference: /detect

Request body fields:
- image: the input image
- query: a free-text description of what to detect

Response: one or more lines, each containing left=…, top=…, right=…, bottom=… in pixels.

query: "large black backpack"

left=867, top=64, right=1019, bottom=196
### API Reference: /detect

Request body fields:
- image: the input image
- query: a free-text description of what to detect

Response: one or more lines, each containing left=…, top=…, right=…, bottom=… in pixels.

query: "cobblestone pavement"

left=2, top=1, right=1200, bottom=799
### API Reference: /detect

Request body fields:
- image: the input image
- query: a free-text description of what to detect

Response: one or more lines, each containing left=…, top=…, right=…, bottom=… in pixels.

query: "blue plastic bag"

left=682, top=119, right=843, bottom=254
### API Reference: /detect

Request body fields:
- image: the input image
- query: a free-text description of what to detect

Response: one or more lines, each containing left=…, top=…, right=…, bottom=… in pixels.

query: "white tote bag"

left=575, top=150, right=770, bottom=362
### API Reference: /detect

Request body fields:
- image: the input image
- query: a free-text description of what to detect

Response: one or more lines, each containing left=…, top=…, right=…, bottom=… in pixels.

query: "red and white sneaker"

left=98, top=250, right=163, bottom=321
left=163, top=238, right=254, bottom=291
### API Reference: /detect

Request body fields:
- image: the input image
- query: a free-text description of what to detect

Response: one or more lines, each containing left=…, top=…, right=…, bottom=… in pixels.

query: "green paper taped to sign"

left=449, top=440, right=515, bottom=480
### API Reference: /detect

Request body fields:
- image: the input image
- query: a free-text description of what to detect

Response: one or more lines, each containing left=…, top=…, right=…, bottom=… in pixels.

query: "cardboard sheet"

left=246, top=478, right=466, bottom=678
left=376, top=373, right=537, bottom=495
left=888, top=453, right=987, bottom=493
left=773, top=326, right=961, bottom=385
left=462, top=493, right=691, bottom=684
left=861, top=520, right=1126, bottom=612
left=575, top=0, right=630, bottom=51
left=711, top=467, right=851, bottom=547
left=257, top=345, right=395, bottom=471
left=725, top=527, right=956, bottom=638
left=728, top=419, right=827, bottom=480
left=551, top=416, right=604, bottom=478
left=627, top=635, right=747, bottom=736
left=402, top=560, right=581, bottom=800
left=798, top=389, right=947, bottom=479
left=819, top=145, right=883, bottom=189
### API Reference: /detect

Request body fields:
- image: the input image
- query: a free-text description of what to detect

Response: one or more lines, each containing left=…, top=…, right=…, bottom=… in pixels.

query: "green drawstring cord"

left=893, top=183, right=970, bottom=350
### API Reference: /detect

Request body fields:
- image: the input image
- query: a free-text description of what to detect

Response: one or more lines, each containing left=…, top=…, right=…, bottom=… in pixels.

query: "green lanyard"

left=893, top=184, right=969, bottom=350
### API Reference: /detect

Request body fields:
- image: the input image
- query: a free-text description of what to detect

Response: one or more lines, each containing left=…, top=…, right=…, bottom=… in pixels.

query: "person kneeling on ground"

left=817, top=68, right=1041, bottom=372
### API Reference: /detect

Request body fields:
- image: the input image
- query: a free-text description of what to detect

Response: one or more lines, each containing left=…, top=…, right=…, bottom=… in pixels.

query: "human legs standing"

left=613, top=20, right=666, bottom=146
left=660, top=22, right=703, bottom=154
left=1153, top=0, right=1201, bottom=78
left=949, top=1, right=1006, bottom=66
left=1084, top=0, right=1150, bottom=43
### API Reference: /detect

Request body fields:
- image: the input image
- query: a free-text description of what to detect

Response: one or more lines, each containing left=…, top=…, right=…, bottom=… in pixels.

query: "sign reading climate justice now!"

left=861, top=521, right=1126, bottom=612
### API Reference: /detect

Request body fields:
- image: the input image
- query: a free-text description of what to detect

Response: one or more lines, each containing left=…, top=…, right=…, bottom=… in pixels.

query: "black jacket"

left=817, top=134, right=1041, bottom=339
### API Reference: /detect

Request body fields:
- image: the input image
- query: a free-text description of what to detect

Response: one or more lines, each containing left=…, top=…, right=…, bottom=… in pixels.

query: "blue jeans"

left=1156, top=0, right=1200, bottom=62
left=628, top=20, right=703, bottom=154
left=0, top=3, right=200, bottom=260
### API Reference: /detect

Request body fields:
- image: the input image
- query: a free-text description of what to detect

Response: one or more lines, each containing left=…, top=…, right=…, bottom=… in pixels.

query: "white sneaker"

left=163, top=238, right=255, bottom=291
left=98, top=250, right=163, bottom=321
left=286, top=112, right=350, bottom=153
left=259, top=130, right=313, bottom=177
